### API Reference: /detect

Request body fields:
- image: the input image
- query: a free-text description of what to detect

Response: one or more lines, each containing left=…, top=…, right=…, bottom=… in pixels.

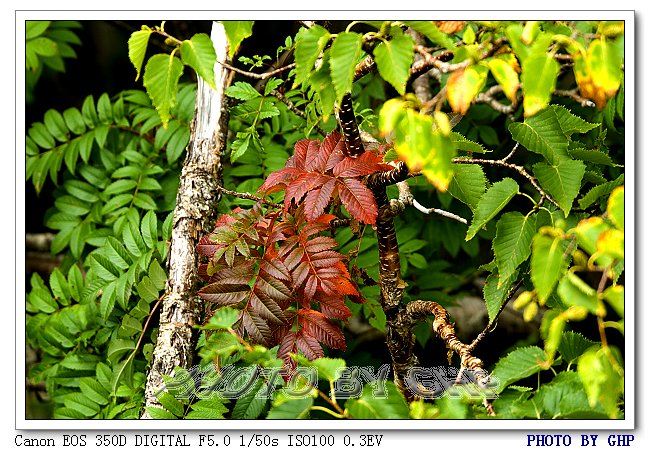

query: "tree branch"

left=554, top=89, right=596, bottom=108
left=473, top=85, right=519, bottom=114
left=216, top=185, right=281, bottom=208
left=217, top=61, right=295, bottom=80
left=142, top=22, right=231, bottom=418
left=452, top=143, right=561, bottom=209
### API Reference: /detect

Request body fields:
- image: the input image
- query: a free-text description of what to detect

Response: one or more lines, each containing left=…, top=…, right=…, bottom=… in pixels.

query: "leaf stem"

left=310, top=405, right=346, bottom=418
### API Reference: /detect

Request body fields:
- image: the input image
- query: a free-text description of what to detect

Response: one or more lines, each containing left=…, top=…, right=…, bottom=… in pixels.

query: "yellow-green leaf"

left=530, top=233, right=569, bottom=302
left=446, top=64, right=488, bottom=114
left=373, top=33, right=414, bottom=95
left=221, top=21, right=254, bottom=59
left=143, top=53, right=184, bottom=128
left=128, top=28, right=151, bottom=81
left=521, top=53, right=559, bottom=117
left=488, top=58, right=519, bottom=104
left=465, top=178, right=519, bottom=241
left=180, top=33, right=217, bottom=90
left=607, top=185, right=624, bottom=230
left=329, top=32, right=362, bottom=102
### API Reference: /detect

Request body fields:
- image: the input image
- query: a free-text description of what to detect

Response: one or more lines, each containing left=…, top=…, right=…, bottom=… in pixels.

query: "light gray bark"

left=141, top=22, right=231, bottom=418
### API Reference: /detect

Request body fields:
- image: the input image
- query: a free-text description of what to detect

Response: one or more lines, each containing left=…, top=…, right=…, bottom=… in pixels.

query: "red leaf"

left=310, top=250, right=346, bottom=267
left=292, top=261, right=310, bottom=287
left=250, top=291, right=286, bottom=324
left=337, top=178, right=378, bottom=224
left=258, top=167, right=303, bottom=194
left=303, top=276, right=318, bottom=301
left=260, top=258, right=290, bottom=282
left=303, top=178, right=337, bottom=222
left=209, top=260, right=256, bottom=284
left=284, top=172, right=329, bottom=212
left=284, top=247, right=305, bottom=271
left=256, top=273, right=293, bottom=305
left=287, top=139, right=309, bottom=169
left=304, top=236, right=338, bottom=253
left=198, top=283, right=249, bottom=305
left=333, top=151, right=392, bottom=178
left=303, top=139, right=322, bottom=172
left=298, top=309, right=346, bottom=350
left=325, top=138, right=347, bottom=171
left=315, top=291, right=352, bottom=320
left=312, top=130, right=344, bottom=172
left=296, top=330, right=325, bottom=360
left=242, top=310, right=272, bottom=345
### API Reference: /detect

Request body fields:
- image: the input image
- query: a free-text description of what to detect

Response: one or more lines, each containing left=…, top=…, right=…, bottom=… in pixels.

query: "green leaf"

left=107, top=339, right=136, bottom=365
left=373, top=33, right=413, bottom=95
left=557, top=273, right=599, bottom=314
left=97, top=93, right=113, bottom=124
left=345, top=381, right=409, bottom=418
left=225, top=81, right=260, bottom=101
left=128, top=28, right=151, bottom=81
left=577, top=348, right=623, bottom=418
left=308, top=59, right=337, bottom=118
left=402, top=21, right=455, bottom=50
left=222, top=21, right=254, bottom=59
left=466, top=178, right=519, bottom=241
left=551, top=105, right=599, bottom=136
left=232, top=379, right=267, bottom=419
left=294, top=25, right=331, bottom=86
left=493, top=212, right=536, bottom=282
left=90, top=253, right=120, bottom=281
left=558, top=331, right=598, bottom=364
left=63, top=393, right=99, bottom=417
left=145, top=406, right=178, bottom=419
left=26, top=21, right=51, bottom=39
left=148, top=259, right=167, bottom=291
left=292, top=355, right=346, bottom=383
left=53, top=407, right=87, bottom=419
left=448, top=163, right=486, bottom=211
left=136, top=276, right=160, bottom=303
left=49, top=268, right=71, bottom=305
left=100, top=281, right=117, bottom=319
left=578, top=174, right=624, bottom=209
left=379, top=99, right=455, bottom=191
left=607, top=185, right=624, bottom=230
left=451, top=132, right=488, bottom=153
left=521, top=53, right=559, bottom=117
left=79, top=378, right=110, bottom=406
left=44, top=109, right=68, bottom=141
left=63, top=107, right=86, bottom=135
left=205, top=307, right=240, bottom=329
left=140, top=210, right=158, bottom=249
left=491, top=346, right=548, bottom=393
left=509, top=108, right=569, bottom=165
left=30, top=37, right=58, bottom=57
left=63, top=180, right=99, bottom=203
left=488, top=58, right=519, bottom=103
left=143, top=53, right=184, bottom=128
left=187, top=398, right=229, bottom=419
left=329, top=32, right=362, bottom=102
left=28, top=122, right=55, bottom=149
left=81, top=95, right=99, bottom=128
left=533, top=159, right=585, bottom=216
left=267, top=397, right=313, bottom=419
left=156, top=391, right=185, bottom=417
left=568, top=148, right=615, bottom=166
left=484, top=269, right=518, bottom=324
left=181, top=33, right=217, bottom=89
left=530, top=234, right=569, bottom=302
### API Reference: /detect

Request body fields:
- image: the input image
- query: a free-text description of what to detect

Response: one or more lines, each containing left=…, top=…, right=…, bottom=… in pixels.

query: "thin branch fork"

left=218, top=61, right=296, bottom=80
left=215, top=185, right=281, bottom=208
left=473, top=85, right=519, bottom=114
left=554, top=89, right=596, bottom=108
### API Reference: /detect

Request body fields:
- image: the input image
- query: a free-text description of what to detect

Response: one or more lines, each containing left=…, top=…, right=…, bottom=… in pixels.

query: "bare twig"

left=354, top=55, right=377, bottom=81
left=473, top=85, right=519, bottom=114
left=452, top=146, right=561, bottom=209
left=554, top=89, right=596, bottom=108
left=467, top=280, right=524, bottom=352
left=412, top=200, right=468, bottom=224
left=218, top=61, right=296, bottom=80
left=216, top=185, right=281, bottom=208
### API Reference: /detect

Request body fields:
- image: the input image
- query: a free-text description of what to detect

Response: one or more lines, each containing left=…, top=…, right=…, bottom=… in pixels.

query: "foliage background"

left=23, top=18, right=626, bottom=420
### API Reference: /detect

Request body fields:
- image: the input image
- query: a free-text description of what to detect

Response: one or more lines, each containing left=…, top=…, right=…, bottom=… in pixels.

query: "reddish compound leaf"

left=337, top=178, right=378, bottom=224
left=284, top=172, right=331, bottom=212
left=303, top=178, right=337, bottom=221
left=241, top=310, right=272, bottom=346
left=333, top=151, right=392, bottom=177
left=298, top=309, right=346, bottom=350
left=287, top=139, right=309, bottom=169
left=198, top=283, right=249, bottom=305
left=258, top=167, right=303, bottom=194
left=296, top=330, right=325, bottom=360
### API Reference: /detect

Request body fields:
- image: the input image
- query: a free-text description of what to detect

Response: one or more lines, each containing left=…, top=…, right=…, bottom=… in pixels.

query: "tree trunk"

left=141, top=21, right=231, bottom=418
